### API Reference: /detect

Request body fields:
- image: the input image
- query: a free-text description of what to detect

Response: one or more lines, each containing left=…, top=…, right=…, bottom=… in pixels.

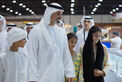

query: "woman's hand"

left=94, top=69, right=104, bottom=77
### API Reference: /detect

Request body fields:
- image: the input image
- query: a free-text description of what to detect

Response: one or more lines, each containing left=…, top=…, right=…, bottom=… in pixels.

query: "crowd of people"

left=0, top=2, right=121, bottom=82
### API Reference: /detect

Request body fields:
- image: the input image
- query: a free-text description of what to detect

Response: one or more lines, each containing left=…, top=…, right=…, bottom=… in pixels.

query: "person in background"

left=102, top=32, right=122, bottom=49
left=102, top=33, right=111, bottom=48
left=7, top=23, right=16, bottom=32
left=74, top=16, right=95, bottom=53
left=0, top=15, right=7, bottom=54
left=0, top=27, right=30, bottom=82
left=24, top=22, right=34, bottom=40
left=24, top=22, right=34, bottom=34
left=77, top=22, right=82, bottom=31
left=102, top=33, right=108, bottom=41
left=77, top=26, right=109, bottom=82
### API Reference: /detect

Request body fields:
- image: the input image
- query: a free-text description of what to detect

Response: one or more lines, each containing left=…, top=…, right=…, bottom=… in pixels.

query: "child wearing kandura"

left=0, top=27, right=30, bottom=82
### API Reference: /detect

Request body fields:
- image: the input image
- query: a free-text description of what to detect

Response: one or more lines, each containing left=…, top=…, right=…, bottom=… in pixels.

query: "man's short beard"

left=85, top=25, right=90, bottom=28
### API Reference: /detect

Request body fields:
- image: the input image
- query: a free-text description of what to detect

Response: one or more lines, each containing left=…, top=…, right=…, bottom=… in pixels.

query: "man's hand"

left=68, top=78, right=74, bottom=82
left=94, top=69, right=104, bottom=77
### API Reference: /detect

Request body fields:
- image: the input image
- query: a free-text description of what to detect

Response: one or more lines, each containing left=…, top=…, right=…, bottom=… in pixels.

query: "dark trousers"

left=84, top=76, right=104, bottom=82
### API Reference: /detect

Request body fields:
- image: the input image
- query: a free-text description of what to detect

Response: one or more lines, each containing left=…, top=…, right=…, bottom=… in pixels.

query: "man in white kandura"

left=26, top=3, right=75, bottom=82
left=0, top=15, right=7, bottom=54
left=7, top=23, right=16, bottom=32
left=74, top=16, right=95, bottom=53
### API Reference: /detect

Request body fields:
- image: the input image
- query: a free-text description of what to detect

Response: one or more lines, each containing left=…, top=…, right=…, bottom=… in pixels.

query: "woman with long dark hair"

left=78, top=26, right=109, bottom=82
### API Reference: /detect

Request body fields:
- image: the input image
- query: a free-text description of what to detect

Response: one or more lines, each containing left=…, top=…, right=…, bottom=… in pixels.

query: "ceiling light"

left=71, top=3, right=75, bottom=7
left=116, top=8, right=119, bottom=10
left=19, top=3, right=23, bottom=6
left=42, top=0, right=46, bottom=3
left=2, top=5, right=5, bottom=8
left=29, top=10, right=32, bottom=12
left=22, top=5, right=26, bottom=8
left=10, top=10, right=13, bottom=12
left=71, top=11, right=74, bottom=14
left=95, top=5, right=98, bottom=7
left=6, top=8, right=10, bottom=11
left=91, top=12, right=94, bottom=14
left=99, top=0, right=103, bottom=2
left=110, top=11, right=113, bottom=14
left=15, top=12, right=18, bottom=14
left=70, top=8, right=74, bottom=11
left=18, top=13, right=22, bottom=15
left=26, top=8, right=29, bottom=11
left=93, top=8, right=97, bottom=12
left=12, top=0, right=16, bottom=3
left=31, top=12, right=34, bottom=14
left=97, top=3, right=101, bottom=6
left=43, top=3, right=47, bottom=7
left=112, top=9, right=116, bottom=12
left=71, top=0, right=75, bottom=2
left=43, top=3, right=47, bottom=5
left=119, top=5, right=122, bottom=7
